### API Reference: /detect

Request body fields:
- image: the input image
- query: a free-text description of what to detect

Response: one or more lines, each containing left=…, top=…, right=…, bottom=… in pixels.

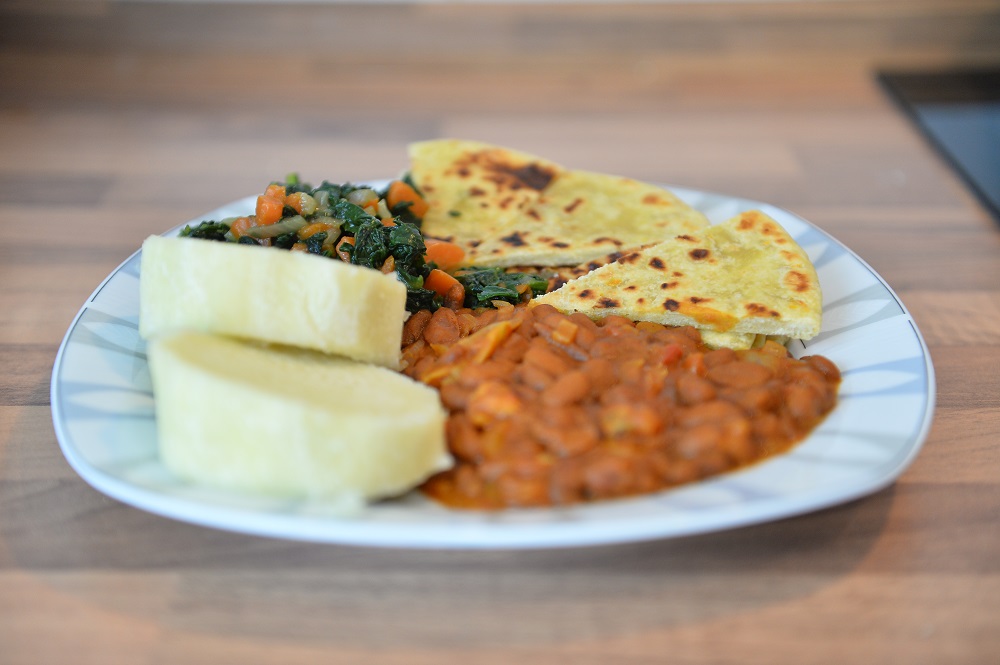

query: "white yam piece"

left=139, top=235, right=407, bottom=369
left=147, top=331, right=451, bottom=502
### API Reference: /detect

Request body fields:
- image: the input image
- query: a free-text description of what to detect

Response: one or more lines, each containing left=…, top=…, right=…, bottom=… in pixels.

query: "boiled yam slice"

left=147, top=331, right=451, bottom=501
left=139, top=235, right=407, bottom=369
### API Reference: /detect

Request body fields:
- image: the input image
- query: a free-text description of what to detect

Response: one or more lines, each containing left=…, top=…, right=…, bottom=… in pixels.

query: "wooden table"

left=2, top=1, right=999, bottom=663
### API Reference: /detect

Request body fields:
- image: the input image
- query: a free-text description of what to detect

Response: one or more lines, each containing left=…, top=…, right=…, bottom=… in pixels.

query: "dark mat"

left=878, top=68, right=1000, bottom=224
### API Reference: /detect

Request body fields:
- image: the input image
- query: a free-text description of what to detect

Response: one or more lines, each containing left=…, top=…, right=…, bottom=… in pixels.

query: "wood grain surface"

left=2, top=1, right=999, bottom=663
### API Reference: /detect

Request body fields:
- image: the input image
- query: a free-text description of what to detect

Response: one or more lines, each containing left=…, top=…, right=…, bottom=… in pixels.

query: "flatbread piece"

left=535, top=210, right=822, bottom=340
left=409, top=139, right=709, bottom=268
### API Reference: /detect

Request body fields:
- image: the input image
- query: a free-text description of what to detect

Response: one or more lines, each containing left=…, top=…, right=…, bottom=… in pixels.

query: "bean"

left=675, top=423, right=723, bottom=459
left=530, top=303, right=561, bottom=321
left=660, top=457, right=700, bottom=485
left=423, top=307, right=462, bottom=345
left=719, top=418, right=755, bottom=464
left=524, top=340, right=573, bottom=376
left=583, top=454, right=635, bottom=498
left=599, top=403, right=664, bottom=437
left=515, top=362, right=553, bottom=391
left=580, top=357, right=616, bottom=392
left=703, top=348, right=737, bottom=367
left=438, top=381, right=470, bottom=410
left=454, top=465, right=485, bottom=499
left=676, top=400, right=745, bottom=428
left=531, top=418, right=599, bottom=457
left=675, top=372, right=717, bottom=405
left=471, top=308, right=498, bottom=332
left=447, top=415, right=484, bottom=462
left=457, top=360, right=518, bottom=387
left=728, top=385, right=778, bottom=414
left=569, top=311, right=598, bottom=330
left=457, top=310, right=479, bottom=338
left=544, top=370, right=591, bottom=407
left=600, top=315, right=636, bottom=330
left=402, top=309, right=433, bottom=346
left=784, top=384, right=824, bottom=424
left=491, top=332, right=531, bottom=363
left=497, top=473, right=549, bottom=507
left=467, top=381, right=522, bottom=425
left=706, top=360, right=773, bottom=389
left=549, top=461, right=586, bottom=504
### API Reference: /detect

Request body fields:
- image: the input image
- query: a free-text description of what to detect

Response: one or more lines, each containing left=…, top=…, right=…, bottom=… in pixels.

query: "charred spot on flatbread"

left=689, top=249, right=710, bottom=260
left=785, top=270, right=811, bottom=293
left=649, top=257, right=666, bottom=270
left=564, top=198, right=584, bottom=213
left=597, top=297, right=620, bottom=308
left=663, top=299, right=681, bottom=311
left=501, top=231, right=528, bottom=247
left=745, top=303, right=781, bottom=318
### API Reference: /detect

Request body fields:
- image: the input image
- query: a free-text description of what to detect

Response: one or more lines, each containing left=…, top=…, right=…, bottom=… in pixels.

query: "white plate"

left=50, top=185, right=935, bottom=549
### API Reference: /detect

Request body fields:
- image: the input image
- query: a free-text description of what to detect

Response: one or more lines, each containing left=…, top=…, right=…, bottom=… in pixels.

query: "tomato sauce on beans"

left=401, top=303, right=840, bottom=510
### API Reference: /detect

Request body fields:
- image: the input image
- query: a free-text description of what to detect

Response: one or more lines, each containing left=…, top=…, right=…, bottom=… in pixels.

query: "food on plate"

left=535, top=210, right=822, bottom=341
left=166, top=176, right=550, bottom=314
left=139, top=234, right=408, bottom=369
left=142, top=141, right=840, bottom=511
left=409, top=139, right=710, bottom=268
left=147, top=331, right=450, bottom=501
left=401, top=303, right=840, bottom=509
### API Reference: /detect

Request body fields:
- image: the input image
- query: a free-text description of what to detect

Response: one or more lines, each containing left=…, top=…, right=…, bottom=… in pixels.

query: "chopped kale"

left=349, top=218, right=439, bottom=312
left=350, top=219, right=390, bottom=270
left=179, top=220, right=230, bottom=242
left=305, top=232, right=327, bottom=254
left=455, top=267, right=550, bottom=308
left=388, top=223, right=428, bottom=278
left=273, top=232, right=298, bottom=250
left=406, top=288, right=439, bottom=312
left=331, top=199, right=378, bottom=235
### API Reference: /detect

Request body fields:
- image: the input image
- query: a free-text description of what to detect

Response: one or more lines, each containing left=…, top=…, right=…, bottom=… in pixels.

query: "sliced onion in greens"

left=346, top=188, right=378, bottom=208
left=245, top=215, right=308, bottom=239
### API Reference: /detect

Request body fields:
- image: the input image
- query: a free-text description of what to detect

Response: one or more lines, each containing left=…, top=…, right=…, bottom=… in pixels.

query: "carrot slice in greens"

left=387, top=180, right=429, bottom=218
left=424, top=238, right=465, bottom=270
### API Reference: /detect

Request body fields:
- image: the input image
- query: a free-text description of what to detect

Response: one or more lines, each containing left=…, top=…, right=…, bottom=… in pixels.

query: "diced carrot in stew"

left=425, top=268, right=461, bottom=297
left=228, top=216, right=253, bottom=239
left=335, top=236, right=355, bottom=262
left=424, top=238, right=466, bottom=270
left=284, top=191, right=316, bottom=216
left=387, top=180, right=430, bottom=218
left=256, top=194, right=285, bottom=225
left=264, top=183, right=286, bottom=200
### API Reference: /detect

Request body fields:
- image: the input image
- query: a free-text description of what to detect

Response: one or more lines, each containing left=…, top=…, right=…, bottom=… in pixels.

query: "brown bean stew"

left=401, top=303, right=840, bottom=510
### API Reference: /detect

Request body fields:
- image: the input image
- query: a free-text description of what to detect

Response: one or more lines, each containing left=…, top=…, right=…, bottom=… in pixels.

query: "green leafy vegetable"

left=350, top=219, right=390, bottom=270
left=454, top=267, right=550, bottom=308
left=179, top=220, right=230, bottom=242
